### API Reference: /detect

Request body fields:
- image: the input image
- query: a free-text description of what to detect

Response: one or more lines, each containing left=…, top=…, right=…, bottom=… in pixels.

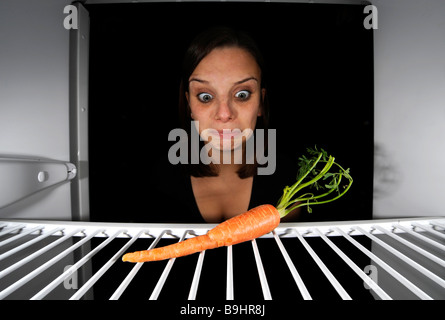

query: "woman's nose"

left=215, top=99, right=234, bottom=122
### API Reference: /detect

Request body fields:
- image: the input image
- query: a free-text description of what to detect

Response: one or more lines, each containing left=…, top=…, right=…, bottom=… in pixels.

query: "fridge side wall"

left=0, top=0, right=73, bottom=220
left=372, top=0, right=445, bottom=219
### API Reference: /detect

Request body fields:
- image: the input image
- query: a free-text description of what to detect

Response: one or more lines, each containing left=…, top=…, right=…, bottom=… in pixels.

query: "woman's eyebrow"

left=188, top=77, right=258, bottom=85
left=234, top=77, right=258, bottom=85
left=189, top=77, right=208, bottom=84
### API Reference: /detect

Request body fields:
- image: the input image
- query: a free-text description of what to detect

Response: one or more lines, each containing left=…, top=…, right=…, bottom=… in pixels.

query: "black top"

left=151, top=153, right=299, bottom=223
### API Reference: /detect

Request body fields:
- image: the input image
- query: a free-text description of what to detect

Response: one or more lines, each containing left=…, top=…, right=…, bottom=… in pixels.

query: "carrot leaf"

left=276, top=146, right=353, bottom=218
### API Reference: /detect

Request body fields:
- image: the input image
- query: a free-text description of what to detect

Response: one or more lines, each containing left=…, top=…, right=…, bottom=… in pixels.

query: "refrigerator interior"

left=1, top=0, right=444, bottom=305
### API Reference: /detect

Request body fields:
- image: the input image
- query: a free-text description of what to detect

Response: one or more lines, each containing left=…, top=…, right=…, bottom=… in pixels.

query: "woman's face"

left=186, top=46, right=264, bottom=152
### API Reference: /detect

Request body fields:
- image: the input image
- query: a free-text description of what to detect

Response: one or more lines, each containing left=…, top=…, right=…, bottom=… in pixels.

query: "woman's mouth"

left=199, top=128, right=253, bottom=147
left=217, top=129, right=242, bottom=140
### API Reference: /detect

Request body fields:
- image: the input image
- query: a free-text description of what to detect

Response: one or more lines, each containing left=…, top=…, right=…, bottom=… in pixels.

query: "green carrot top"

left=276, top=147, right=353, bottom=218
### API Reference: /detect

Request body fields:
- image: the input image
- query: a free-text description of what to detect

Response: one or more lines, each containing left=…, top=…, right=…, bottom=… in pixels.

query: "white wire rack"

left=0, top=217, right=444, bottom=300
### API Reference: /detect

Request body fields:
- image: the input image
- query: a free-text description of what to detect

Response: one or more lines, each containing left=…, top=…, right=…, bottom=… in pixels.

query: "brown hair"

left=178, top=26, right=270, bottom=178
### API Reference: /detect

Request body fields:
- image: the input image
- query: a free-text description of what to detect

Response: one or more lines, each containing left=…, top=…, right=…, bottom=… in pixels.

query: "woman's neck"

left=215, top=163, right=243, bottom=177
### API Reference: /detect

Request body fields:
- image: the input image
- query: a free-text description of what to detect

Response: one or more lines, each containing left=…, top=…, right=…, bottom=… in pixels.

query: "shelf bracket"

left=0, top=157, right=76, bottom=209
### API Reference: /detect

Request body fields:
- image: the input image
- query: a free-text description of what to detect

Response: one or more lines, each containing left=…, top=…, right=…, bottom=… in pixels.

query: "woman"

left=167, top=27, right=295, bottom=222
left=169, top=26, right=300, bottom=223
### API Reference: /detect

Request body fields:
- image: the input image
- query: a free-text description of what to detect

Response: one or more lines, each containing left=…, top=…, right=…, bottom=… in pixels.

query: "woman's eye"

left=197, top=93, right=213, bottom=103
left=235, top=90, right=251, bottom=100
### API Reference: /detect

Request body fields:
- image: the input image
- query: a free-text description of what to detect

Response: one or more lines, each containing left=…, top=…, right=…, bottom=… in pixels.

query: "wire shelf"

left=0, top=217, right=444, bottom=300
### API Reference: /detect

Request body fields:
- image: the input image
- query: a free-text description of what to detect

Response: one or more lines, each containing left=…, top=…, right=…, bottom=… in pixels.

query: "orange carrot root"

left=122, top=204, right=280, bottom=263
left=122, top=234, right=218, bottom=262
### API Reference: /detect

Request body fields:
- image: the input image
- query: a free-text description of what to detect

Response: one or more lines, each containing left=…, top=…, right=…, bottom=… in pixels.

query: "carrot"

left=122, top=204, right=279, bottom=262
left=122, top=147, right=353, bottom=263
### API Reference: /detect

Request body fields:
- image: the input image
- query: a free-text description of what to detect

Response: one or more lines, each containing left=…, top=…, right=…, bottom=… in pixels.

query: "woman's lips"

left=201, top=128, right=251, bottom=143
left=217, top=129, right=241, bottom=139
